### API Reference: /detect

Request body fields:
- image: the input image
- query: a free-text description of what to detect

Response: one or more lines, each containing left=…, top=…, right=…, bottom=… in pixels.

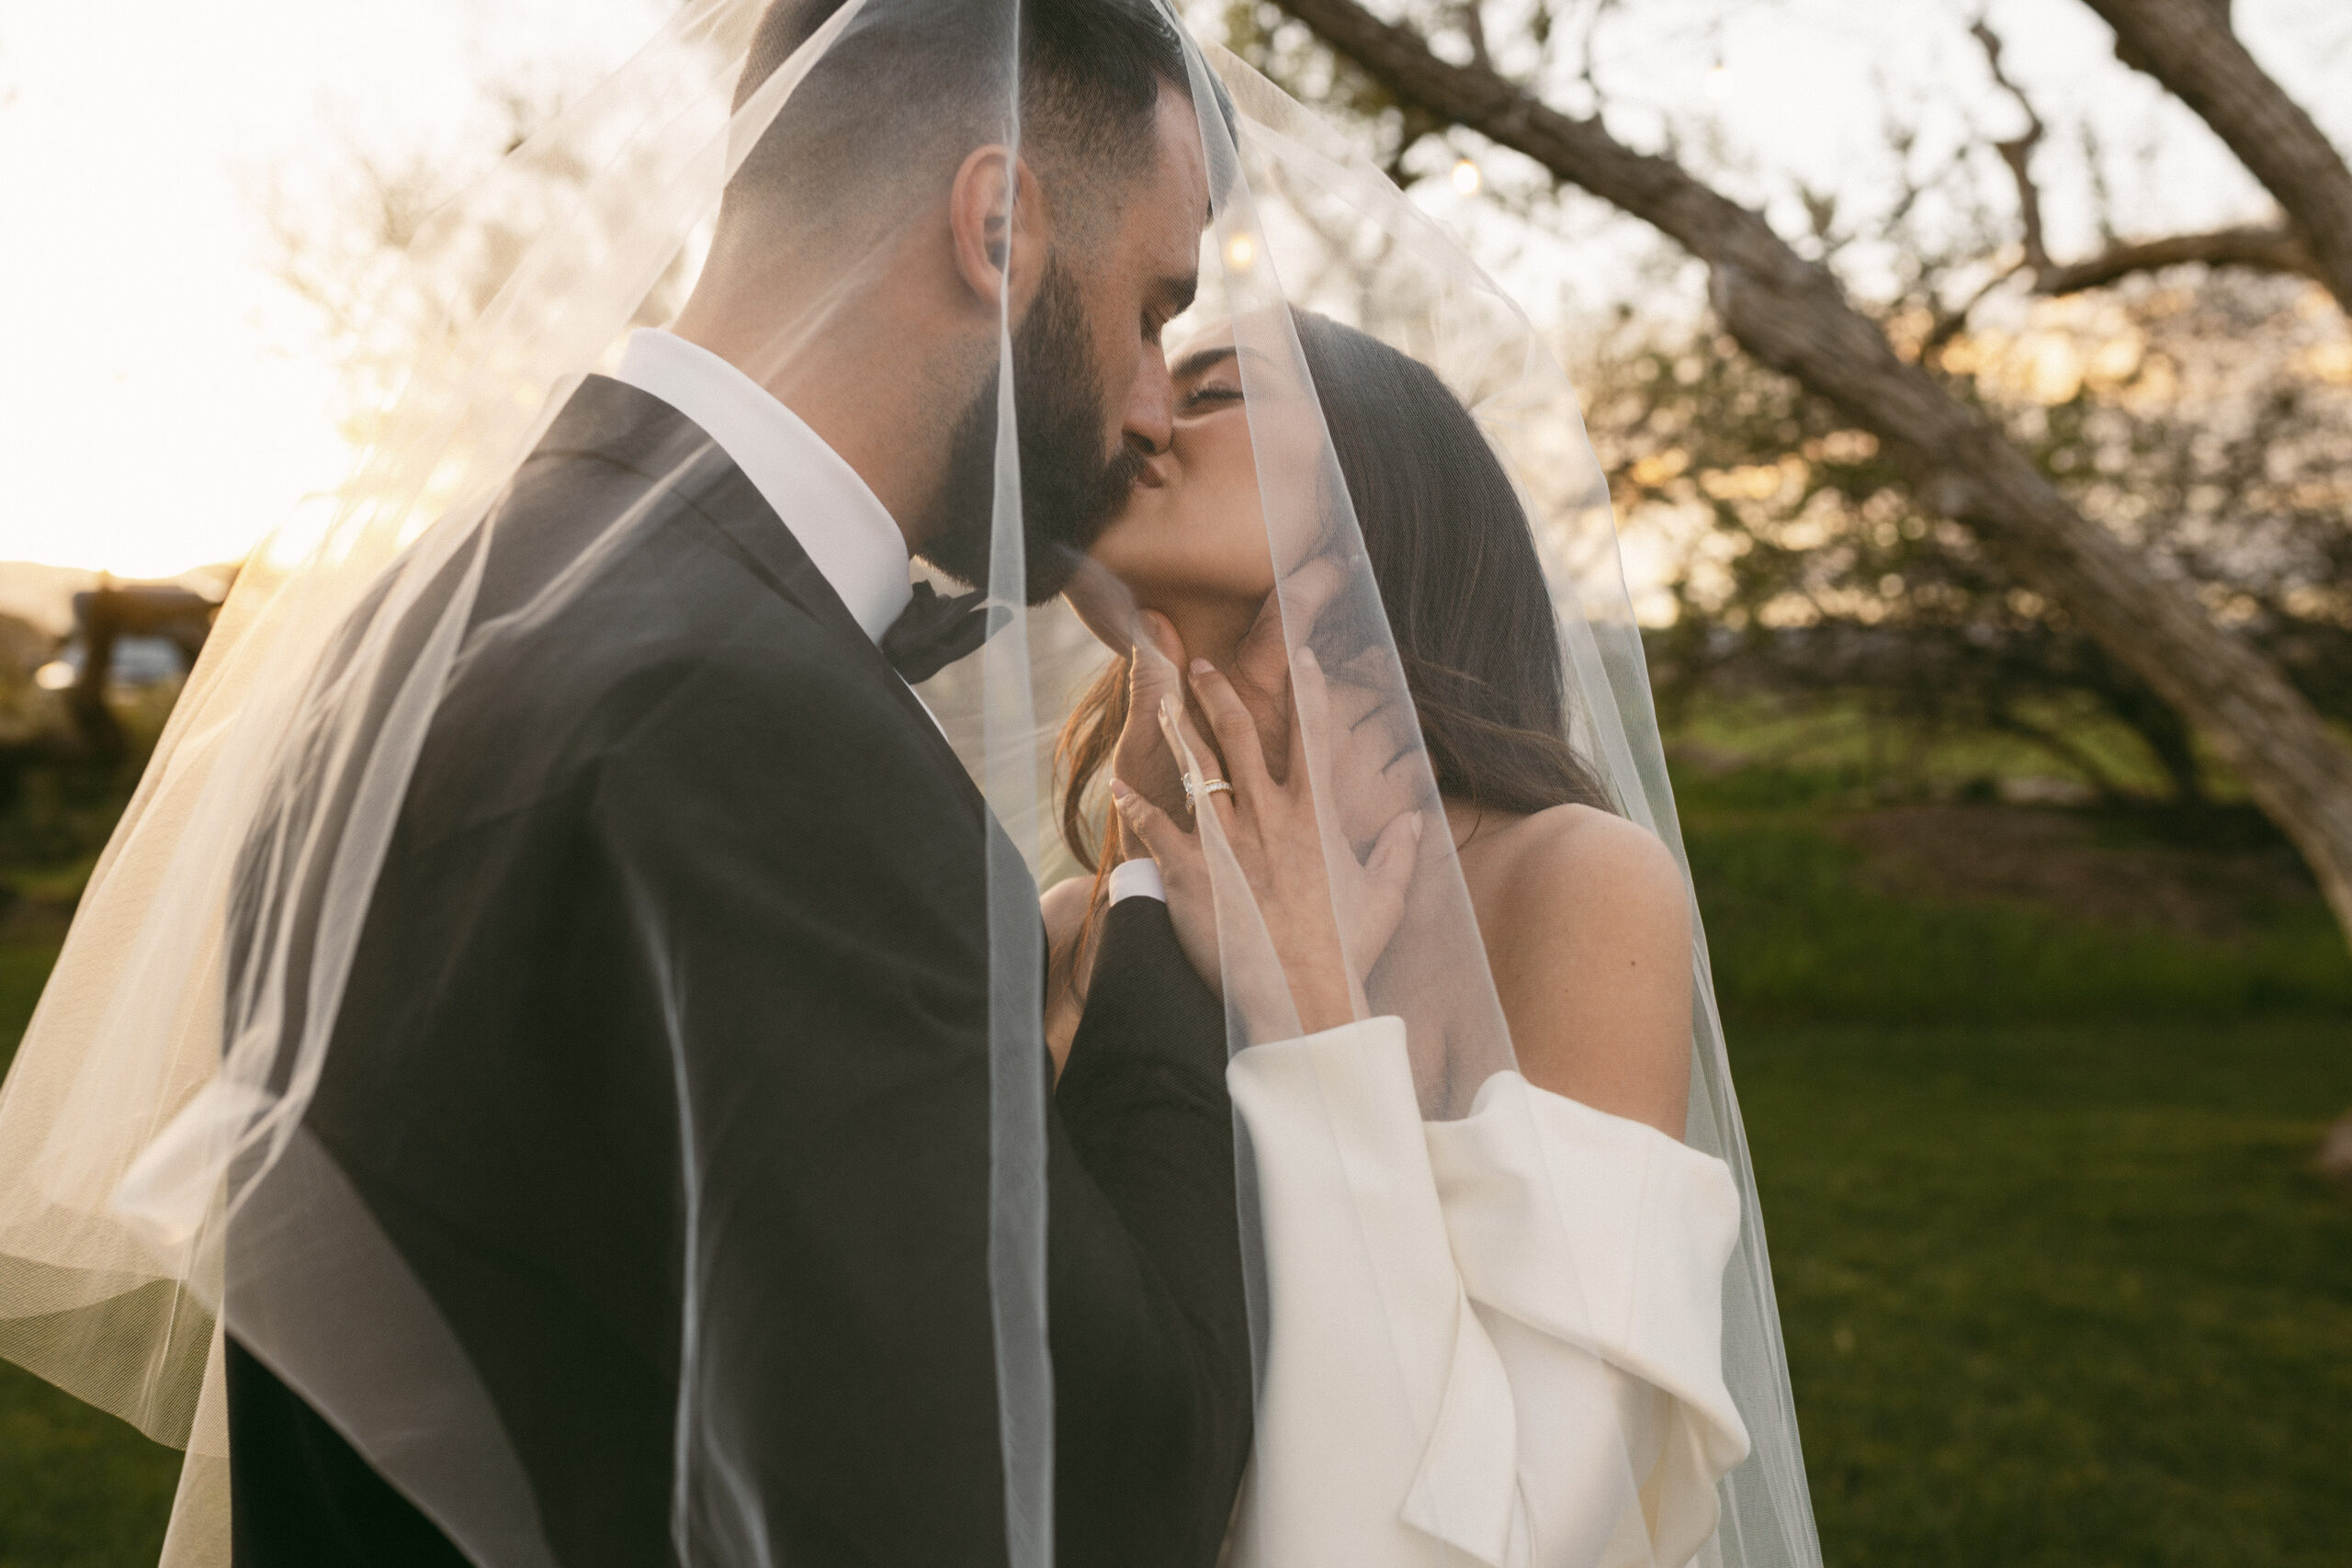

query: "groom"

left=224, top=2, right=1250, bottom=1565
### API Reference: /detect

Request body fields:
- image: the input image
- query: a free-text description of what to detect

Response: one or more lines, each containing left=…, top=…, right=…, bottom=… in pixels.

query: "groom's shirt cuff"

left=1107, top=858, right=1165, bottom=905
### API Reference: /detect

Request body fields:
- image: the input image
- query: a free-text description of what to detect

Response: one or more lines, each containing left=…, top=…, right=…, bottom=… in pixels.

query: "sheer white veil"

left=0, top=4, right=1819, bottom=1565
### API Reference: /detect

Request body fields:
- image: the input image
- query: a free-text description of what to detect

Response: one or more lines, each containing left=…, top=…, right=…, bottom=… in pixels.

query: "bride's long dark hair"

left=1055, top=310, right=1611, bottom=900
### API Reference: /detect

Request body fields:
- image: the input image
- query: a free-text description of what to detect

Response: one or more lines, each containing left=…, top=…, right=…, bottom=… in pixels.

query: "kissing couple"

left=0, top=1, right=1820, bottom=1566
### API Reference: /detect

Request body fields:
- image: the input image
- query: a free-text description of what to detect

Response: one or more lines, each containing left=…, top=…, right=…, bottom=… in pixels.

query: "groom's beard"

left=920, top=259, right=1149, bottom=605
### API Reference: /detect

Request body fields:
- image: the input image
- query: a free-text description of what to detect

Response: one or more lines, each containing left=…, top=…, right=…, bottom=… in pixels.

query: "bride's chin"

left=1080, top=526, right=1153, bottom=590
left=1082, top=521, right=1272, bottom=611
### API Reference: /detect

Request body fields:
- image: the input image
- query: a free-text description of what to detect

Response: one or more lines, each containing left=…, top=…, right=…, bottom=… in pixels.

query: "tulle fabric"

left=0, top=4, right=1818, bottom=1565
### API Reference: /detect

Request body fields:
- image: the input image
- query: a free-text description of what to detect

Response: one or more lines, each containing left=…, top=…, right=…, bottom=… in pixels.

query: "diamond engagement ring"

left=1182, top=777, right=1235, bottom=811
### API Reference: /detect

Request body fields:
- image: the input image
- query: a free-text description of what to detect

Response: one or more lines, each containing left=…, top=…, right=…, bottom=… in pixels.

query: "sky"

left=0, top=0, right=2343, bottom=579
left=0, top=0, right=666, bottom=578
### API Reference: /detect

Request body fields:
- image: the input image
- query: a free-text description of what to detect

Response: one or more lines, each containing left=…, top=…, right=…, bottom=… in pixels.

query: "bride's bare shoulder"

left=1041, top=874, right=1093, bottom=950
left=1464, top=803, right=1692, bottom=1130
left=1474, top=803, right=1687, bottom=935
left=1041, top=875, right=1097, bottom=992
left=1040, top=875, right=1099, bottom=1078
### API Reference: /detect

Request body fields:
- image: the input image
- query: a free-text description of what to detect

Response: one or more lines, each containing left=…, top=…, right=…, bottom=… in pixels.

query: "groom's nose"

left=1122, top=347, right=1176, bottom=458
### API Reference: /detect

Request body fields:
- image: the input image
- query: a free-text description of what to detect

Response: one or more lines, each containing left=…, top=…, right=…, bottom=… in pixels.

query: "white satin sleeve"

left=1225, top=1018, right=1750, bottom=1568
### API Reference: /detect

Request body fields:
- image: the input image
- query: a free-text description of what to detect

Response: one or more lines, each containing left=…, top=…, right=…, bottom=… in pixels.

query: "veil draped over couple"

left=0, top=1, right=1824, bottom=1565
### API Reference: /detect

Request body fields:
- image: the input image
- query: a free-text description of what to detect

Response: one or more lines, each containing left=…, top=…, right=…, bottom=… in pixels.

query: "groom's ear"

left=948, top=146, right=1049, bottom=320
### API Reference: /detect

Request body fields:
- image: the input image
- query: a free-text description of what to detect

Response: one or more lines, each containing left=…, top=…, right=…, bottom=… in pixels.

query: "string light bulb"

left=1451, top=157, right=1482, bottom=196
left=1704, top=61, right=1732, bottom=101
left=1224, top=232, right=1257, bottom=272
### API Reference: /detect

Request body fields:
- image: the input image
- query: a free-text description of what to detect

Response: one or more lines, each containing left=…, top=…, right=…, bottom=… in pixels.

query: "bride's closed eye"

left=1181, top=380, right=1244, bottom=412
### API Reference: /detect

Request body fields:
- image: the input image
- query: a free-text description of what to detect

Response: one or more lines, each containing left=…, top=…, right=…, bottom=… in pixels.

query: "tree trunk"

left=2086, top=0, right=2352, bottom=1156
left=2081, top=0, right=2352, bottom=314
left=1272, top=0, right=2352, bottom=945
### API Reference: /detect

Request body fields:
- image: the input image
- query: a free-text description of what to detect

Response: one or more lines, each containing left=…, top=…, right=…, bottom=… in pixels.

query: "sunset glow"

left=0, top=0, right=660, bottom=578
left=0, top=0, right=2331, bottom=581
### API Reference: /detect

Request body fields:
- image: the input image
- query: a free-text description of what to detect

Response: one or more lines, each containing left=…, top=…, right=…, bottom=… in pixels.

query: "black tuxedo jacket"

left=223, top=377, right=1251, bottom=1567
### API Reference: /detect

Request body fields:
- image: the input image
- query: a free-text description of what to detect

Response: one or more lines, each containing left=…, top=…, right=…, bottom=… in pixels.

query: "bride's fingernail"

left=1189, top=658, right=1214, bottom=677
left=1110, top=779, right=1132, bottom=802
left=1409, top=813, right=1425, bottom=840
left=1295, top=644, right=1319, bottom=671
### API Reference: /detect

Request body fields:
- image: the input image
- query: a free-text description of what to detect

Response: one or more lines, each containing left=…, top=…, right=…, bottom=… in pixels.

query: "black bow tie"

left=882, top=581, right=1007, bottom=683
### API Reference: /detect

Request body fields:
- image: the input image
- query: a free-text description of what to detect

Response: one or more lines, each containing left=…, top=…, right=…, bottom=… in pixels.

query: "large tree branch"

left=2079, top=0, right=2352, bottom=312
left=1272, top=0, right=2352, bottom=940
left=1972, top=13, right=2321, bottom=298
left=2033, top=221, right=2318, bottom=295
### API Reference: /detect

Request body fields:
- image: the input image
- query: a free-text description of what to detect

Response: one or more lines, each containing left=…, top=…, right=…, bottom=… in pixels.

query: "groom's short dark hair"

left=722, top=0, right=1205, bottom=254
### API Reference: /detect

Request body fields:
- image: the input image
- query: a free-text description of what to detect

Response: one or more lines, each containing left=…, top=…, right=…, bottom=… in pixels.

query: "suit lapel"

left=542, top=376, right=983, bottom=809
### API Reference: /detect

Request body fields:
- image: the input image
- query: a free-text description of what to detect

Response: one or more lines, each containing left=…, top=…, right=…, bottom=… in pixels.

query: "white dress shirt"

left=1106, top=857, right=1166, bottom=905
left=613, top=328, right=914, bottom=646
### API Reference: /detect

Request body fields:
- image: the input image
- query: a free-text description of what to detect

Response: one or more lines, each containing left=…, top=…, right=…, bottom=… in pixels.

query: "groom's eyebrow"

left=1148, top=272, right=1199, bottom=332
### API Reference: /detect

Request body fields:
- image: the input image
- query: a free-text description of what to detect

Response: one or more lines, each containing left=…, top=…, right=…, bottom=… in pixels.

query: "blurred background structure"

left=0, top=1, right=2346, bottom=1562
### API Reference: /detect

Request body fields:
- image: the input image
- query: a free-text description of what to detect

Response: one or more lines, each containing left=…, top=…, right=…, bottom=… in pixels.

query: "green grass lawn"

left=1681, top=807, right=2352, bottom=1022
left=1741, top=1020, right=2352, bottom=1567
left=1669, top=754, right=2352, bottom=1564
left=0, top=941, right=180, bottom=1568
left=3, top=786, right=2349, bottom=1562
left=0, top=1364, right=175, bottom=1568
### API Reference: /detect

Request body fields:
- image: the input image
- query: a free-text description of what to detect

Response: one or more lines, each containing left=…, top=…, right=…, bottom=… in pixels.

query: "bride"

left=1049, top=310, right=1692, bottom=1136
left=1041, top=308, right=1755, bottom=1566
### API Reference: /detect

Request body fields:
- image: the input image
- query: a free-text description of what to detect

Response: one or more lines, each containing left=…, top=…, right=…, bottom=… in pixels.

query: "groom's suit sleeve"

left=1051, top=896, right=1252, bottom=1567
left=590, top=626, right=1246, bottom=1568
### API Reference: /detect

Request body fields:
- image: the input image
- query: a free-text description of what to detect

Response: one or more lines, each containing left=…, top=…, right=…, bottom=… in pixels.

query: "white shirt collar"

left=613, top=328, right=913, bottom=647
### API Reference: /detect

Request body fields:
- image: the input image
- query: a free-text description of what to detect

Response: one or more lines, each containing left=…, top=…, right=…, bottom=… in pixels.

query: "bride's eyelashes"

left=1180, top=381, right=1244, bottom=412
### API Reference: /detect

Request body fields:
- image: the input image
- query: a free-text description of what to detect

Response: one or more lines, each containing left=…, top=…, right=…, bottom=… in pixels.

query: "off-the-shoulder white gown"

left=1225, top=1017, right=1750, bottom=1568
